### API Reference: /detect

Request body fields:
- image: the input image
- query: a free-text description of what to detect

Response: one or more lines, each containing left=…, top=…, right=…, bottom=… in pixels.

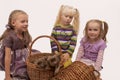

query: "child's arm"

left=76, top=46, right=84, bottom=61
left=66, top=31, right=77, bottom=57
left=95, top=50, right=104, bottom=71
left=50, top=28, right=58, bottom=53
left=5, top=47, right=12, bottom=80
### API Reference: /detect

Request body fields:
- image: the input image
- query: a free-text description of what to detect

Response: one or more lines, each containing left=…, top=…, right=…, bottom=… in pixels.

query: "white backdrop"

left=0, top=0, right=120, bottom=80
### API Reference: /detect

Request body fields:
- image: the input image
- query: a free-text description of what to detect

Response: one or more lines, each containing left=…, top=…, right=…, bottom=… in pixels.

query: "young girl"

left=0, top=10, right=32, bottom=80
left=76, top=19, right=108, bottom=71
left=51, top=5, right=79, bottom=67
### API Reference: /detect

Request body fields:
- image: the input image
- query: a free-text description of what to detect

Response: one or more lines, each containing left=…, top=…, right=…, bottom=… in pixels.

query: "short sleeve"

left=3, top=35, right=13, bottom=48
left=80, top=37, right=86, bottom=46
left=99, top=40, right=107, bottom=50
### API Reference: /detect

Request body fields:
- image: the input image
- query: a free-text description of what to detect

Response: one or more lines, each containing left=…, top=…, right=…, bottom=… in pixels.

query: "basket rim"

left=29, top=35, right=62, bottom=56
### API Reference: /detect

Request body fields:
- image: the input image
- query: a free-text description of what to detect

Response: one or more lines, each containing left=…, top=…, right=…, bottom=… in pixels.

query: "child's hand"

left=60, top=53, right=72, bottom=68
left=61, top=53, right=70, bottom=63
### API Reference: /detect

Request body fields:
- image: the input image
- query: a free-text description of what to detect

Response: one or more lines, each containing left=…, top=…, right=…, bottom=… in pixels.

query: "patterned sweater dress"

left=0, top=30, right=30, bottom=79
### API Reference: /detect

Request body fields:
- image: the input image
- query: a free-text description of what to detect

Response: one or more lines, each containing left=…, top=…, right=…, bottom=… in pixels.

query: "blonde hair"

left=54, top=5, right=80, bottom=34
left=84, top=19, right=108, bottom=42
left=0, top=10, right=32, bottom=46
left=8, top=10, right=28, bottom=28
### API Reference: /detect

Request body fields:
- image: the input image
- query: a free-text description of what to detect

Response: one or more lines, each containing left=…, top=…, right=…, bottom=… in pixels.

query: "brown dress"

left=0, top=30, right=30, bottom=80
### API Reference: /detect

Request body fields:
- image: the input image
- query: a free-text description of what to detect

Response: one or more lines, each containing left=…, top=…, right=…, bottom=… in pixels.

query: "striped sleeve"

left=94, top=50, right=104, bottom=71
left=66, top=30, right=77, bottom=56
left=50, top=28, right=58, bottom=53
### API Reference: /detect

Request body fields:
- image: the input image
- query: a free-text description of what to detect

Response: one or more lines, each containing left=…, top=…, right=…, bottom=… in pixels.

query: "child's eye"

left=65, top=15, right=73, bottom=19
left=21, top=20, right=25, bottom=23
left=94, top=29, right=98, bottom=31
left=65, top=15, right=68, bottom=17
left=69, top=16, right=73, bottom=19
left=88, top=29, right=92, bottom=31
left=21, top=20, right=28, bottom=23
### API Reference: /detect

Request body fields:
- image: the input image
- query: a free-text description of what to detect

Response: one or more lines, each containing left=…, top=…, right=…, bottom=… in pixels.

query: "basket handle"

left=29, top=35, right=62, bottom=56
left=89, top=65, right=100, bottom=78
left=93, top=70, right=100, bottom=78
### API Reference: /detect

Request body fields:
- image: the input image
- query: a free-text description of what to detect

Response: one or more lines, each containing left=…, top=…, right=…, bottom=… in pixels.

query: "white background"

left=0, top=0, right=120, bottom=80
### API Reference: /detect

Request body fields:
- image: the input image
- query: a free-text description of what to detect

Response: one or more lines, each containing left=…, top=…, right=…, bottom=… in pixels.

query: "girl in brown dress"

left=0, top=10, right=32, bottom=80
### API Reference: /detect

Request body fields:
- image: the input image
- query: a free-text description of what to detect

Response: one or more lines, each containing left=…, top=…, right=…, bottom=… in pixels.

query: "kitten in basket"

left=34, top=51, right=62, bottom=75
left=34, top=56, right=51, bottom=70
left=47, top=53, right=62, bottom=75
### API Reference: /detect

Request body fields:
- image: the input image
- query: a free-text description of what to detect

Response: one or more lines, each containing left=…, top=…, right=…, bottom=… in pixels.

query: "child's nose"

left=25, top=22, right=28, bottom=26
left=89, top=30, right=93, bottom=33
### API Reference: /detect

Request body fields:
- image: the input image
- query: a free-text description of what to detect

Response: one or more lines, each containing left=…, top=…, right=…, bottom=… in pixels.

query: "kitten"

left=33, top=51, right=62, bottom=75
left=47, top=53, right=62, bottom=75
left=34, top=56, right=51, bottom=70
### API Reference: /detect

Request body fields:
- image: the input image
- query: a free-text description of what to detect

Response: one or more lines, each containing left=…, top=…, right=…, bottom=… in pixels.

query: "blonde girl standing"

left=0, top=10, right=31, bottom=80
left=51, top=5, right=79, bottom=67
left=76, top=19, right=108, bottom=71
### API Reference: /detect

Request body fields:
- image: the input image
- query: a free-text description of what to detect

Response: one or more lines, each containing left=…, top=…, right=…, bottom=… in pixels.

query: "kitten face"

left=48, top=54, right=60, bottom=67
left=34, top=57, right=48, bottom=68
left=37, top=59, right=46, bottom=68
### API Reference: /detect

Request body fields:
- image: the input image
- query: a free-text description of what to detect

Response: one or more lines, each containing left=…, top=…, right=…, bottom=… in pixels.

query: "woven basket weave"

left=26, top=35, right=62, bottom=80
left=51, top=61, right=100, bottom=80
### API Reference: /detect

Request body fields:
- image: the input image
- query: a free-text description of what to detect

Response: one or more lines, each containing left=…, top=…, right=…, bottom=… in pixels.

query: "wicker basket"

left=51, top=61, right=100, bottom=80
left=26, top=35, right=62, bottom=80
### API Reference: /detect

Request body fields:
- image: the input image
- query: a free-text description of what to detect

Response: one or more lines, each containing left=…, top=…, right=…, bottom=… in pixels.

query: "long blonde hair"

left=84, top=19, right=108, bottom=42
left=0, top=10, right=32, bottom=46
left=54, top=5, right=80, bottom=35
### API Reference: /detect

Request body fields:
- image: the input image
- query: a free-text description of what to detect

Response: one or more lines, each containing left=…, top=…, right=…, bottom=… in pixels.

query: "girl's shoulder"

left=54, top=24, right=73, bottom=29
left=80, top=37, right=87, bottom=42
left=54, top=25, right=61, bottom=29
left=97, top=39, right=106, bottom=45
left=79, top=37, right=87, bottom=45
left=96, top=39, right=107, bottom=50
left=4, top=30, right=16, bottom=39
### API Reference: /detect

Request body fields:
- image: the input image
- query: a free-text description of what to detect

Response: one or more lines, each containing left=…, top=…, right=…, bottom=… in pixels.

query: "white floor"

left=0, top=71, right=5, bottom=80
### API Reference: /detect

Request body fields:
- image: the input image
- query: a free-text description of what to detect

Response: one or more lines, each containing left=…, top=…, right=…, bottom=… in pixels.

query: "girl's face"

left=12, top=14, right=28, bottom=33
left=60, top=13, right=73, bottom=26
left=87, top=22, right=101, bottom=41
